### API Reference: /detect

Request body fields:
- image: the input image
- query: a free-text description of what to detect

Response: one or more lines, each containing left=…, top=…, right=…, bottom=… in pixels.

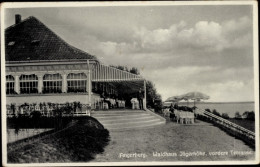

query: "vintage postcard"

left=1, top=1, right=259, bottom=166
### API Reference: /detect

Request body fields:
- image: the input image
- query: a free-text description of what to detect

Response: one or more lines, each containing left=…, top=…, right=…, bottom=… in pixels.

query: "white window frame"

left=20, top=74, right=38, bottom=94
left=43, top=74, right=62, bottom=93
left=6, top=75, right=15, bottom=94
left=67, top=73, right=87, bottom=93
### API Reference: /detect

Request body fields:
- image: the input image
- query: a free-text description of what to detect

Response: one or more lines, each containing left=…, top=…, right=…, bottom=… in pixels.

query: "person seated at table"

left=192, top=106, right=198, bottom=117
left=169, top=104, right=175, bottom=121
left=101, top=91, right=112, bottom=109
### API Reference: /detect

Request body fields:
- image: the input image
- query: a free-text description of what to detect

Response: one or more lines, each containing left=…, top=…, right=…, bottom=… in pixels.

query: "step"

left=97, top=115, right=155, bottom=123
left=92, top=113, right=149, bottom=119
left=102, top=118, right=162, bottom=127
left=92, top=110, right=144, bottom=115
left=92, top=112, right=149, bottom=116
left=108, top=121, right=165, bottom=131
left=93, top=109, right=166, bottom=131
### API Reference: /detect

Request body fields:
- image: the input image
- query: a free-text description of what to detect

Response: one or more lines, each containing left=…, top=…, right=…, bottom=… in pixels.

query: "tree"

left=235, top=111, right=242, bottom=119
left=247, top=111, right=255, bottom=121
left=243, top=111, right=255, bottom=121
left=116, top=65, right=124, bottom=71
left=145, top=80, right=162, bottom=109
left=124, top=66, right=129, bottom=72
left=130, top=67, right=140, bottom=75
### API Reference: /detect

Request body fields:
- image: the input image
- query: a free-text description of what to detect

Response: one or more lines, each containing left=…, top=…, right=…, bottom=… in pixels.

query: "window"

left=6, top=75, right=15, bottom=94
left=67, top=73, right=87, bottom=93
left=43, top=74, right=62, bottom=93
left=20, top=74, right=38, bottom=94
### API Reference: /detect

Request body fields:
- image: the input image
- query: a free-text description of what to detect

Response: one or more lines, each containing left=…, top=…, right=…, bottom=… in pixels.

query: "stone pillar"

left=14, top=74, right=20, bottom=94
left=38, top=74, right=43, bottom=93
left=62, top=73, right=67, bottom=93
left=143, top=80, right=147, bottom=110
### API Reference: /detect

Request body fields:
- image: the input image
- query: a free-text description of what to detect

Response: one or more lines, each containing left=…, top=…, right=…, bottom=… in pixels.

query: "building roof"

left=5, top=16, right=97, bottom=62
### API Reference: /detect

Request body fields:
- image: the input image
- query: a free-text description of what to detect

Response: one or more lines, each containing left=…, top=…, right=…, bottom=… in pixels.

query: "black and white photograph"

left=1, top=1, right=259, bottom=166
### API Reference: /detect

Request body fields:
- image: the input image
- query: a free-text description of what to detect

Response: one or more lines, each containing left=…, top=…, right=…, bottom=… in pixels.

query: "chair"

left=175, top=110, right=180, bottom=123
left=179, top=112, right=184, bottom=124
left=190, top=112, right=195, bottom=124
left=184, top=112, right=189, bottom=124
left=103, top=102, right=109, bottom=110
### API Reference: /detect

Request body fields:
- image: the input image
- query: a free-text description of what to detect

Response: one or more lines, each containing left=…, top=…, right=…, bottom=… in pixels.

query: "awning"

left=92, top=64, right=145, bottom=94
left=92, top=64, right=144, bottom=82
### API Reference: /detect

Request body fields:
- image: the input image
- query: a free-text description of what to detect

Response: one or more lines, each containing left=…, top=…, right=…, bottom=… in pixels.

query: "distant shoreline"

left=177, top=101, right=254, bottom=104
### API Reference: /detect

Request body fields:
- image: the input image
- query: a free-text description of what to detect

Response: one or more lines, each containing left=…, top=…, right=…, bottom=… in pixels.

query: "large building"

left=5, top=15, right=146, bottom=110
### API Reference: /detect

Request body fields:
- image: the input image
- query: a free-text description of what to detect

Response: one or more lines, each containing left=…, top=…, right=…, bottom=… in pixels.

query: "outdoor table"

left=177, top=111, right=195, bottom=124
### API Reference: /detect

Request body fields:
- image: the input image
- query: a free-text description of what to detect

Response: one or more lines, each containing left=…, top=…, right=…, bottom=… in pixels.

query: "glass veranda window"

left=43, top=74, right=62, bottom=93
left=20, top=74, right=38, bottom=94
left=67, top=73, right=87, bottom=93
left=6, top=75, right=15, bottom=94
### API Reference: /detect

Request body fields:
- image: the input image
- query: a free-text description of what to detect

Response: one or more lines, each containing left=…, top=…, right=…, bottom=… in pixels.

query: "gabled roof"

left=5, top=16, right=97, bottom=62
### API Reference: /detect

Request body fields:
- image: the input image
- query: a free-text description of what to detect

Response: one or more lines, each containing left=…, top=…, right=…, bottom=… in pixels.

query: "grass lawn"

left=92, top=119, right=255, bottom=162
left=7, top=117, right=255, bottom=163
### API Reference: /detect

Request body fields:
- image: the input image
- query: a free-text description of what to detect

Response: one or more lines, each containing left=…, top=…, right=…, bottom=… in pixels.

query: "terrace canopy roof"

left=92, top=64, right=145, bottom=94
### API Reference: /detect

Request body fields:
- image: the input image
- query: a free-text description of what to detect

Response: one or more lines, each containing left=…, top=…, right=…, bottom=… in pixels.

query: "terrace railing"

left=203, top=110, right=255, bottom=142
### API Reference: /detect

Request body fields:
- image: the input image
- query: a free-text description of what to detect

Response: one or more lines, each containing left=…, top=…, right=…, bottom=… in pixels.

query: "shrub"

left=212, top=109, right=221, bottom=117
left=235, top=111, right=242, bottom=120
left=30, top=111, right=42, bottom=119
left=221, top=113, right=230, bottom=119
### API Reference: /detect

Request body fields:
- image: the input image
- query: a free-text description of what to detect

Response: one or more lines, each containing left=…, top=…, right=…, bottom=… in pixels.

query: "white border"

left=1, top=1, right=259, bottom=166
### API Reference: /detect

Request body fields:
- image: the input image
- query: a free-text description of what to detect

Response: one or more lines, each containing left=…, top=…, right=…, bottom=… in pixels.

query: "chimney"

left=15, top=14, right=21, bottom=24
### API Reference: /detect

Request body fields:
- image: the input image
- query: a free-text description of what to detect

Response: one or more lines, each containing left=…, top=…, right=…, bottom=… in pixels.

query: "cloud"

left=141, top=66, right=254, bottom=101
left=47, top=14, right=254, bottom=102
left=222, top=16, right=252, bottom=37
left=90, top=15, right=252, bottom=60
left=206, top=79, right=254, bottom=102
left=131, top=17, right=252, bottom=53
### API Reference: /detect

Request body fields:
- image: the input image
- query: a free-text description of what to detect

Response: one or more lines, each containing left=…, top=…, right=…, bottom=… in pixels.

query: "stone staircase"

left=91, top=109, right=166, bottom=131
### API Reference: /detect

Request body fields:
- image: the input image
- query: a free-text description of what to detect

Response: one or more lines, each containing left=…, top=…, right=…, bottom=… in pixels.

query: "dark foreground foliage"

left=54, top=117, right=110, bottom=161
left=8, top=116, right=110, bottom=163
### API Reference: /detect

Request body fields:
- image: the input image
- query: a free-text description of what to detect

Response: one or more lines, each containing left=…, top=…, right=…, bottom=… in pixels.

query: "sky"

left=4, top=4, right=256, bottom=102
